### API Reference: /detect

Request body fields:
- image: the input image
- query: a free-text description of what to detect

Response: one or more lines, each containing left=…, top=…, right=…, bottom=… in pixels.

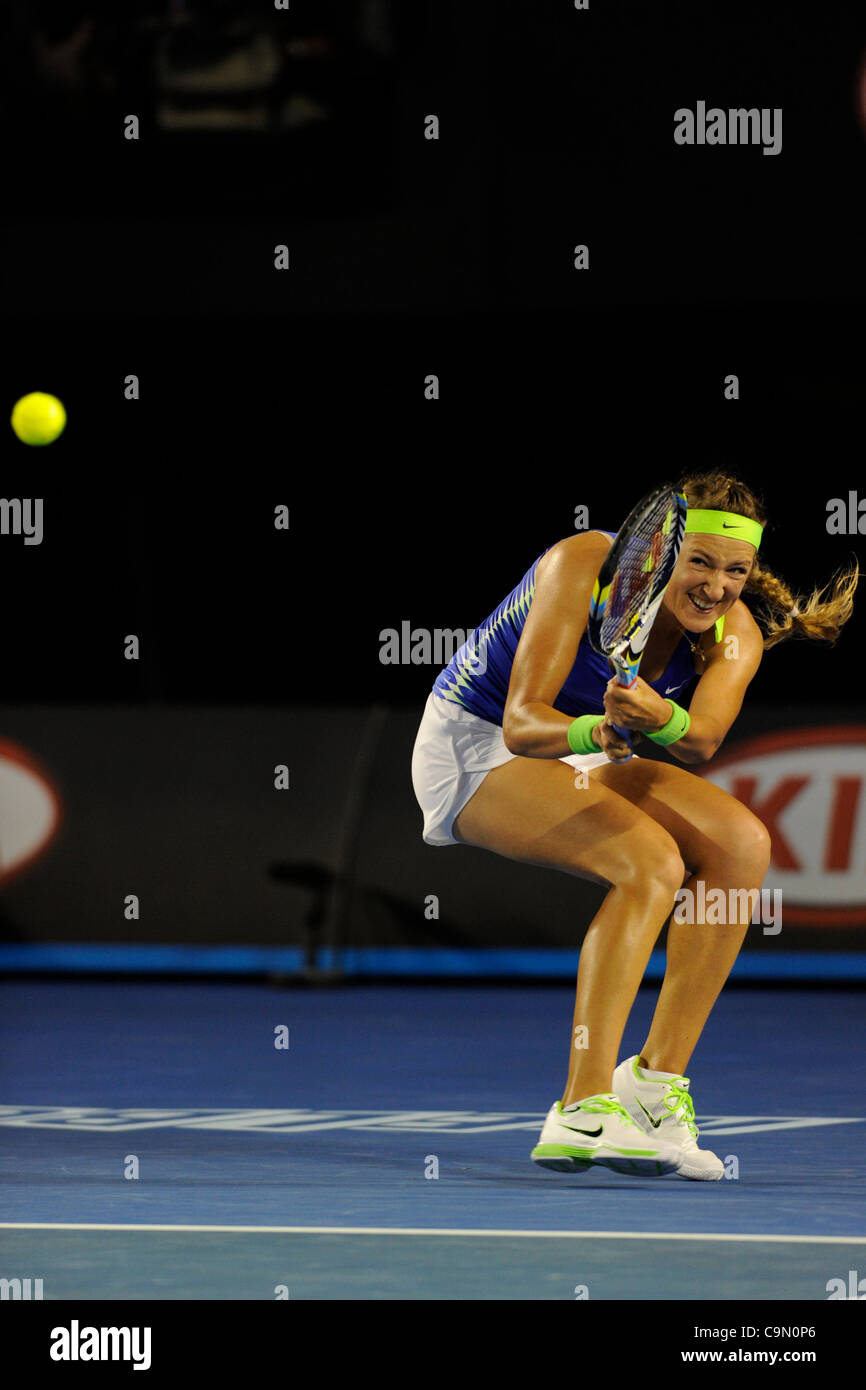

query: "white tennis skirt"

left=411, top=692, right=615, bottom=846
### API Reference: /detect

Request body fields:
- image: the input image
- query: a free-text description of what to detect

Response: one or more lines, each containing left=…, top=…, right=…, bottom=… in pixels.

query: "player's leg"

left=452, top=755, right=687, bottom=1105
left=590, top=757, right=772, bottom=1075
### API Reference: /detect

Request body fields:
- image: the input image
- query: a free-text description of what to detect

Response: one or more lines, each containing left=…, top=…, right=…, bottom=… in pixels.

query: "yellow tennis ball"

left=11, top=392, right=67, bottom=446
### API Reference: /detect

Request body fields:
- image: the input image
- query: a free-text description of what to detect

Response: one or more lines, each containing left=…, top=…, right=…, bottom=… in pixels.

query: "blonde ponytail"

left=745, top=557, right=859, bottom=649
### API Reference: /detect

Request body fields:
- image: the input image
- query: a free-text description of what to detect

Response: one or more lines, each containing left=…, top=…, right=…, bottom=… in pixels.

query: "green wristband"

left=567, top=715, right=604, bottom=755
left=645, top=700, right=691, bottom=746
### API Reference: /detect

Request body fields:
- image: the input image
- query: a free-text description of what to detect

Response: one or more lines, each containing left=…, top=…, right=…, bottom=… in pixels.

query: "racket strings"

left=601, top=502, right=679, bottom=648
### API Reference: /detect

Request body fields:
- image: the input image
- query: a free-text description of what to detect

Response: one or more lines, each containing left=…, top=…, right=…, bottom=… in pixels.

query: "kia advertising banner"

left=699, top=726, right=866, bottom=929
left=0, top=740, right=61, bottom=890
left=0, top=705, right=863, bottom=975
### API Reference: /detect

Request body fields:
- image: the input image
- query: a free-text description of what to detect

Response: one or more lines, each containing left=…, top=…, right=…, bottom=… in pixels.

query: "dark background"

left=1, top=0, right=864, bottom=706
left=1, top=348, right=862, bottom=709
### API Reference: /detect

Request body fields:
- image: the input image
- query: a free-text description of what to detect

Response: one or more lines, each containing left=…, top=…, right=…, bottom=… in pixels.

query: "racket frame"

left=587, top=487, right=688, bottom=759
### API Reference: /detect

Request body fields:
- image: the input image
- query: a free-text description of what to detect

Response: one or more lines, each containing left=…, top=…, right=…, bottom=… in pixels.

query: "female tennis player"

left=411, top=471, right=858, bottom=1180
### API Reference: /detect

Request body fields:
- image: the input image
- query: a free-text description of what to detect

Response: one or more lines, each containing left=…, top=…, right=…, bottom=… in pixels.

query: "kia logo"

left=700, top=726, right=866, bottom=926
left=0, top=740, right=62, bottom=886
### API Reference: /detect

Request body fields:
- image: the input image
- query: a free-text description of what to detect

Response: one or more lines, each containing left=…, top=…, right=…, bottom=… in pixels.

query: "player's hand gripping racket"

left=587, top=485, right=688, bottom=761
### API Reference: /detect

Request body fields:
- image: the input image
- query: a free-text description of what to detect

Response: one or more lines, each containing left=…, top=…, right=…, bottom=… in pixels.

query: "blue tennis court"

left=1, top=979, right=863, bottom=1300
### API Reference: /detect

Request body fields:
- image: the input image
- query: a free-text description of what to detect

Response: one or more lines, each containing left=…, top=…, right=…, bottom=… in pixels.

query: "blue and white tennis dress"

left=411, top=533, right=718, bottom=845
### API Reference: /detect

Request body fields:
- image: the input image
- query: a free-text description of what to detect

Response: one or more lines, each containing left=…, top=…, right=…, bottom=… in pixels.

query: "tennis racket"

left=587, top=484, right=688, bottom=761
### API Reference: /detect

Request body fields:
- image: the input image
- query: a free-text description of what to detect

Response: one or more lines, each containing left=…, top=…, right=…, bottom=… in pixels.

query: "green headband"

left=685, top=509, right=763, bottom=551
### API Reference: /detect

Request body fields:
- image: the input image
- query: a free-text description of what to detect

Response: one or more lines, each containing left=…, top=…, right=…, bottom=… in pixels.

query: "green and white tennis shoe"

left=612, top=1055, right=725, bottom=1180
left=531, top=1093, right=682, bottom=1176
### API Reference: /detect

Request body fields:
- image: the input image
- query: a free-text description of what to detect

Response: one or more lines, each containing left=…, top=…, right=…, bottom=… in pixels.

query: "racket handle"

left=610, top=721, right=634, bottom=761
left=610, top=670, right=636, bottom=761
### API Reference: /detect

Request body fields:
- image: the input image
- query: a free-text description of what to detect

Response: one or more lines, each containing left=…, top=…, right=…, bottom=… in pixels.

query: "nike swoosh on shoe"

left=635, top=1098, right=663, bottom=1129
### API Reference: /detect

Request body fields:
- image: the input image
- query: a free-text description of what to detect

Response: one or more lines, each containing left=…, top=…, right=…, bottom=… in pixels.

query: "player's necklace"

left=673, top=620, right=701, bottom=656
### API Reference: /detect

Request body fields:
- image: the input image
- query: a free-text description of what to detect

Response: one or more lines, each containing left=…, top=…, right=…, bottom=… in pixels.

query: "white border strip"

left=1, top=1223, right=865, bottom=1243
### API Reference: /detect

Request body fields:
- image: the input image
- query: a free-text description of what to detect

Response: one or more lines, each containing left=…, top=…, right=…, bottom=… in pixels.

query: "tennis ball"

left=11, top=392, right=67, bottom=446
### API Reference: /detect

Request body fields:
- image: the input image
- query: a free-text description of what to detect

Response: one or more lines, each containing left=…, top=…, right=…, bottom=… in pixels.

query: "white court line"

left=1, top=1223, right=865, bottom=1243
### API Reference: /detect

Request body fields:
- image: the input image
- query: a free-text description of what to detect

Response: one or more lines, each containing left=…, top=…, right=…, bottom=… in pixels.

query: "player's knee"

left=735, top=810, right=772, bottom=875
left=620, top=831, right=685, bottom=898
